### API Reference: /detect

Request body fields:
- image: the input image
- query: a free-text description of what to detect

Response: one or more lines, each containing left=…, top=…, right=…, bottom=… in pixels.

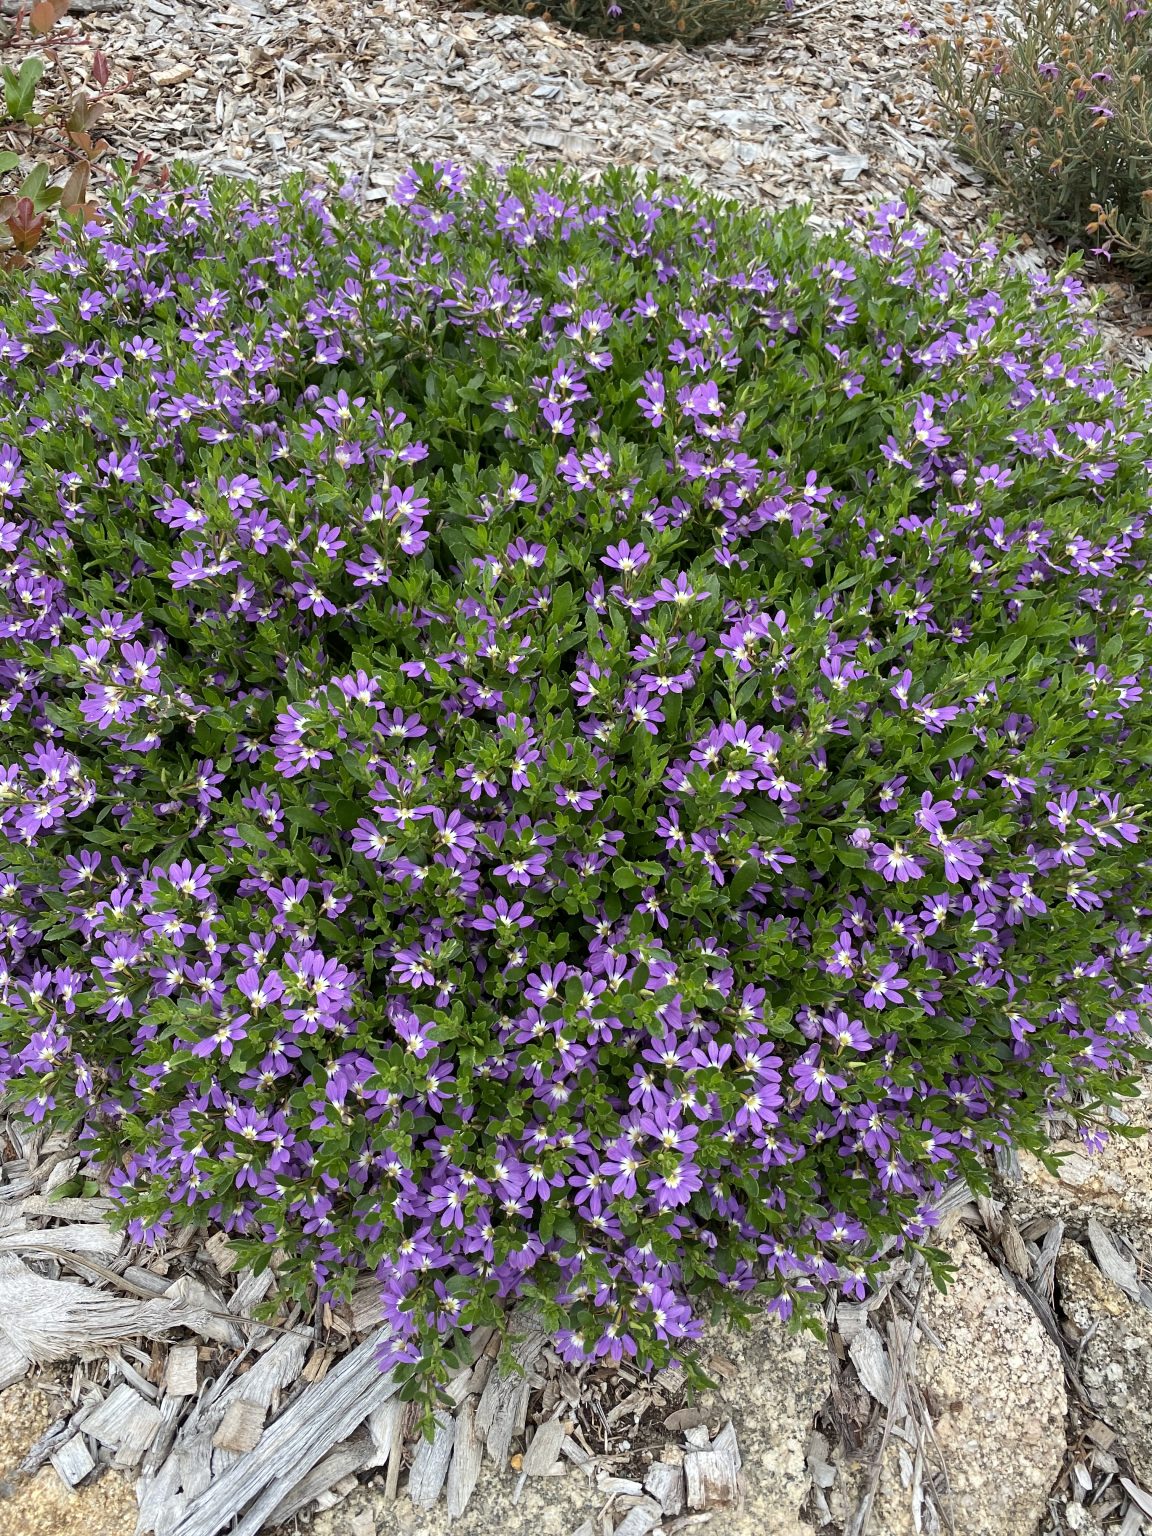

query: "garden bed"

left=1, top=2, right=1151, bottom=1536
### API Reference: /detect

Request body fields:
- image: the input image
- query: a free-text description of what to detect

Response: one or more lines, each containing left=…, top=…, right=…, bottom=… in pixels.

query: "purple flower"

left=862, top=965, right=908, bottom=1010
left=473, top=897, right=533, bottom=933
left=190, top=1018, right=248, bottom=1058
left=429, top=808, right=477, bottom=866
left=823, top=1012, right=871, bottom=1051
left=791, top=1048, right=847, bottom=1105
left=648, top=1161, right=703, bottom=1207
left=870, top=843, right=927, bottom=883
left=555, top=784, right=601, bottom=813
left=540, top=400, right=575, bottom=436
left=602, top=1138, right=644, bottom=1198
left=602, top=540, right=649, bottom=576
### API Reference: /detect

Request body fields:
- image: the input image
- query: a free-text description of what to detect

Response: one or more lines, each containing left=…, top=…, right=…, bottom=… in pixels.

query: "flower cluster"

left=0, top=161, right=1150, bottom=1397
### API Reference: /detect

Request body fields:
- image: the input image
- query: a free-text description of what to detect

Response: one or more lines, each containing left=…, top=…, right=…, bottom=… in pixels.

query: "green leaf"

left=727, top=858, right=762, bottom=903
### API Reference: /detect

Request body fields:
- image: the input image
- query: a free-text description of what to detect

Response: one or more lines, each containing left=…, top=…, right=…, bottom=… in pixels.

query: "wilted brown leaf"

left=29, top=0, right=57, bottom=35
left=58, top=159, right=89, bottom=211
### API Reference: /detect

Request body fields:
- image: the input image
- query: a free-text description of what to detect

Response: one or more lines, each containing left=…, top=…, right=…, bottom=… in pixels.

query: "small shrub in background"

left=932, top=0, right=1152, bottom=279
left=463, top=0, right=781, bottom=46
left=0, top=161, right=1150, bottom=1409
left=0, top=0, right=128, bottom=266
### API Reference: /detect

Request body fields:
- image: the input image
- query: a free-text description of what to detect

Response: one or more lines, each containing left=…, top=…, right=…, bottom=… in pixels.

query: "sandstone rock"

left=310, top=1474, right=595, bottom=1536
left=1011, top=1069, right=1152, bottom=1240
left=0, top=1382, right=136, bottom=1536
left=698, top=1321, right=827, bottom=1535
left=832, top=1228, right=1066, bottom=1536
left=1057, top=1242, right=1152, bottom=1484
left=1057, top=1240, right=1133, bottom=1326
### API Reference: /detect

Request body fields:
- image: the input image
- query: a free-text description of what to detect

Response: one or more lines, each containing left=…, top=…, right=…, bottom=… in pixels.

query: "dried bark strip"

left=643, top=1459, right=684, bottom=1516
left=82, top=1382, right=164, bottom=1467
left=446, top=1396, right=484, bottom=1519
left=521, top=1414, right=565, bottom=1476
left=266, top=1430, right=380, bottom=1524
left=407, top=1408, right=455, bottom=1509
left=49, top=1433, right=96, bottom=1488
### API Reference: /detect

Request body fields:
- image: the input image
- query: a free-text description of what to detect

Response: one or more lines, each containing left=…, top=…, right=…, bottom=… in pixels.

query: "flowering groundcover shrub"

left=933, top=0, right=1152, bottom=279
left=1, top=161, right=1151, bottom=1406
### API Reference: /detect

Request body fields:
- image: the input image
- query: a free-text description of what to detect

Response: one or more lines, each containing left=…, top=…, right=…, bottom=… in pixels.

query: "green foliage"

left=932, top=0, right=1152, bottom=277
left=0, top=10, right=117, bottom=268
left=2, top=57, right=45, bottom=124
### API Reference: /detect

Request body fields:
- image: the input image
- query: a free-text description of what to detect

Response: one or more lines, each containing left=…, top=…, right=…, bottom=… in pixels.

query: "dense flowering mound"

left=1, top=162, right=1150, bottom=1394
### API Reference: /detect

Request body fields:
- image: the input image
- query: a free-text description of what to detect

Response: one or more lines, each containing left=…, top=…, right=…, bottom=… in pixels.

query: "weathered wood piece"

left=0, top=1254, right=185, bottom=1362
left=165, top=1276, right=244, bottom=1348
left=168, top=1328, right=399, bottom=1536
left=407, top=1409, right=455, bottom=1509
left=710, top=1419, right=741, bottom=1469
left=227, top=1267, right=275, bottom=1316
left=849, top=1324, right=892, bottom=1406
left=216, top=1330, right=310, bottom=1410
left=613, top=1501, right=664, bottom=1536
left=1088, top=1217, right=1152, bottom=1309
left=685, top=1450, right=737, bottom=1509
left=135, top=1449, right=186, bottom=1536
left=19, top=1195, right=116, bottom=1222
left=474, top=1308, right=546, bottom=1469
left=136, top=1330, right=312, bottom=1532
left=49, top=1433, right=96, bottom=1488
left=0, top=1222, right=122, bottom=1260
left=684, top=1424, right=741, bottom=1512
left=643, top=1459, right=684, bottom=1515
left=174, top=1429, right=215, bottom=1502
left=142, top=1396, right=183, bottom=1483
left=446, top=1396, right=484, bottom=1519
left=211, top=1398, right=266, bottom=1454
left=561, top=1435, right=593, bottom=1469
left=0, top=1334, right=28, bottom=1390
left=522, top=1415, right=565, bottom=1476
left=349, top=1280, right=384, bottom=1332
left=81, top=1382, right=163, bottom=1467
left=165, top=1345, right=199, bottom=1398
left=266, top=1431, right=379, bottom=1524
left=598, top=1472, right=644, bottom=1495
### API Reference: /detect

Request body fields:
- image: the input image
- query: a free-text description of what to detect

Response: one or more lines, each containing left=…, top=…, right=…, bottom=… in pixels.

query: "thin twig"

left=848, top=1271, right=928, bottom=1536
left=383, top=1398, right=406, bottom=1503
left=905, top=1373, right=956, bottom=1536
